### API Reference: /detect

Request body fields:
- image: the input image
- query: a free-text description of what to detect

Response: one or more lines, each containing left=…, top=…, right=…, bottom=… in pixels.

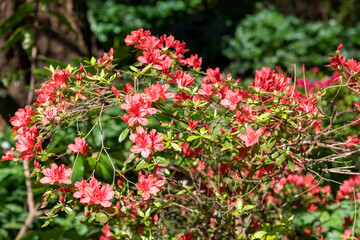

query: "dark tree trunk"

left=0, top=0, right=99, bottom=126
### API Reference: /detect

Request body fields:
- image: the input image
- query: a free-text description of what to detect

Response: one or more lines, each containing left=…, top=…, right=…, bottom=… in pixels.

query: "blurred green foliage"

left=0, top=128, right=25, bottom=239
left=222, top=8, right=360, bottom=76
left=86, top=0, right=254, bottom=68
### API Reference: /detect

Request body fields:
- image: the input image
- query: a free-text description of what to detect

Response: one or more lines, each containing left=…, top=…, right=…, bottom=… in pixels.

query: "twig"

left=16, top=1, right=41, bottom=239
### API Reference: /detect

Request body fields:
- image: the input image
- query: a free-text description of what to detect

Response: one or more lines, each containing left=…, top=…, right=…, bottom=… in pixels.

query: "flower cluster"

left=129, top=127, right=164, bottom=158
left=136, top=171, right=165, bottom=200
left=40, top=163, right=72, bottom=185
left=73, top=177, right=115, bottom=208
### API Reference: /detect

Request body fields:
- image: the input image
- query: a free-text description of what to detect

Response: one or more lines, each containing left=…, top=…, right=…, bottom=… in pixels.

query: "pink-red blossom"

left=40, top=163, right=72, bottom=185
left=1, top=147, right=15, bottom=161
left=136, top=171, right=165, bottom=200
left=68, top=137, right=89, bottom=156
left=239, top=125, right=264, bottom=147
left=73, top=176, right=115, bottom=207
left=120, top=93, right=157, bottom=126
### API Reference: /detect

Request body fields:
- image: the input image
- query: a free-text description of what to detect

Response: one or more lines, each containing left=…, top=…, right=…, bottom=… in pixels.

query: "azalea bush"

left=2, top=29, right=360, bottom=239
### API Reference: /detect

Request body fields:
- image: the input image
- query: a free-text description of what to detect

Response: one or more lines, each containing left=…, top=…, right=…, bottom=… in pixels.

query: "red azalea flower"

left=10, top=106, right=36, bottom=132
left=198, top=82, right=213, bottom=96
left=252, top=67, right=290, bottom=92
left=342, top=229, right=356, bottom=240
left=120, top=93, right=157, bottom=126
left=40, top=163, right=72, bottom=185
left=325, top=55, right=346, bottom=69
left=68, top=137, right=89, bottom=156
left=34, top=81, right=57, bottom=106
left=188, top=118, right=199, bottom=131
left=309, top=204, right=317, bottom=212
left=149, top=129, right=164, bottom=154
left=15, top=125, right=40, bottom=161
left=136, top=171, right=165, bottom=200
left=40, top=106, right=61, bottom=125
left=159, top=34, right=175, bottom=50
left=173, top=92, right=192, bottom=103
left=144, top=83, right=174, bottom=103
left=124, top=28, right=151, bottom=46
left=239, top=125, right=264, bottom=147
left=129, top=126, right=152, bottom=158
left=202, top=67, right=223, bottom=85
left=185, top=54, right=202, bottom=69
left=97, top=48, right=114, bottom=67
left=177, top=233, right=195, bottom=240
left=169, top=70, right=194, bottom=88
left=1, top=147, right=15, bottom=161
left=73, top=176, right=115, bottom=207
left=345, top=58, right=360, bottom=73
left=99, top=225, right=114, bottom=240
left=51, top=69, right=71, bottom=90
left=344, top=135, right=360, bottom=148
left=111, top=86, right=120, bottom=98
left=220, top=89, right=249, bottom=111
left=138, top=49, right=164, bottom=66
left=153, top=54, right=174, bottom=74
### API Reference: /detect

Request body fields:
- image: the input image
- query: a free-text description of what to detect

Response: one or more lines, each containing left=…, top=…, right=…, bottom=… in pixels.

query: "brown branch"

left=16, top=1, right=40, bottom=239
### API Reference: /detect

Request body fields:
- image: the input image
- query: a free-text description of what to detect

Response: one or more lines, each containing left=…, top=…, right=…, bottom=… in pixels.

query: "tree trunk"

left=0, top=0, right=99, bottom=123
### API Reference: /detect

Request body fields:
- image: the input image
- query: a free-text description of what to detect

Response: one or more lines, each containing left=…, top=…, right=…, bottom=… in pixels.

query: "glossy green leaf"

left=187, top=135, right=200, bottom=141
left=170, top=142, right=182, bottom=151
left=251, top=231, right=267, bottom=240
left=118, top=128, right=130, bottom=143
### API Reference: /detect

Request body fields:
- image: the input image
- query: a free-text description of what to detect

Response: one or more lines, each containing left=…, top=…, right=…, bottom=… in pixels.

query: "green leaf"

left=118, top=128, right=130, bottom=143
left=41, top=220, right=51, bottom=228
left=137, top=209, right=144, bottom=218
left=275, top=154, right=286, bottom=165
left=4, top=204, right=23, bottom=213
left=236, top=199, right=243, bottom=211
left=72, top=156, right=84, bottom=182
left=144, top=208, right=151, bottom=218
left=2, top=222, right=22, bottom=230
left=95, top=213, right=108, bottom=224
left=129, top=66, right=139, bottom=72
left=199, top=127, right=207, bottom=135
left=243, top=205, right=255, bottom=211
left=271, top=151, right=279, bottom=159
left=267, top=138, right=276, bottom=149
left=1, top=25, right=29, bottom=50
left=140, top=63, right=153, bottom=73
left=64, top=207, right=73, bottom=214
left=136, top=160, right=147, bottom=170
left=251, top=231, right=267, bottom=240
left=124, top=153, right=136, bottom=165
left=187, top=135, right=200, bottom=141
left=287, top=159, right=295, bottom=172
left=170, top=142, right=182, bottom=152
left=265, top=236, right=277, bottom=240
left=202, top=134, right=211, bottom=140
left=256, top=113, right=271, bottom=122
left=135, top=160, right=153, bottom=170
left=90, top=57, right=96, bottom=65
left=105, top=206, right=118, bottom=216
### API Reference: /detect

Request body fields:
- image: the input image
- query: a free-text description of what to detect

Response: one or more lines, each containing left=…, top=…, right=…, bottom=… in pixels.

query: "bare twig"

left=16, top=1, right=40, bottom=239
